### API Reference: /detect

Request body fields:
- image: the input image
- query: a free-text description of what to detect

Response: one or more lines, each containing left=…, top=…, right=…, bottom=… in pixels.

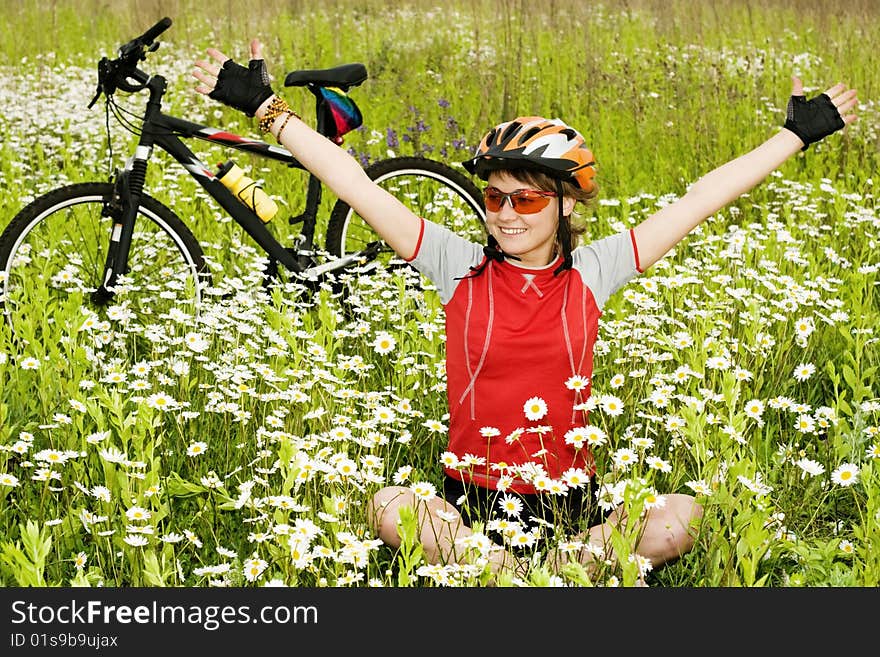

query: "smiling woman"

left=358, top=71, right=854, bottom=579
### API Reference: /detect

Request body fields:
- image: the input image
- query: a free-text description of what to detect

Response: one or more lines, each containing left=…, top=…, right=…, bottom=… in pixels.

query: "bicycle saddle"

left=284, top=63, right=368, bottom=91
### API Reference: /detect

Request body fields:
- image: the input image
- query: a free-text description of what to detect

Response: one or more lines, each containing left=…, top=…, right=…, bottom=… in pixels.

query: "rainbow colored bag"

left=319, top=86, right=363, bottom=142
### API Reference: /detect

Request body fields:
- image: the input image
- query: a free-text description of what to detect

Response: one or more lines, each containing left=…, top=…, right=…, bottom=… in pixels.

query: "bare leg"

left=626, top=493, right=703, bottom=565
left=549, top=493, right=703, bottom=583
left=368, top=485, right=525, bottom=577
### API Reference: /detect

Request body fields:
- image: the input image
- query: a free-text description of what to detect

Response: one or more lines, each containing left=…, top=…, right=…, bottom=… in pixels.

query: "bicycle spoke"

left=1, top=184, right=208, bottom=347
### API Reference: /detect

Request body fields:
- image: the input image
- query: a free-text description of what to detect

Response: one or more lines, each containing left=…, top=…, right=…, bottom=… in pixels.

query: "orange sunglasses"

left=483, top=186, right=558, bottom=214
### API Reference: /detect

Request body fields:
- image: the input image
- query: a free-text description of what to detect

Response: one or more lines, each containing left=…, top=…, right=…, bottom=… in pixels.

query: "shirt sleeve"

left=571, top=228, right=641, bottom=309
left=407, top=218, right=484, bottom=305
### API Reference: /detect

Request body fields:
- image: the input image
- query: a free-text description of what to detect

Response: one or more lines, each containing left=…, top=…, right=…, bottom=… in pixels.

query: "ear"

left=562, top=195, right=577, bottom=216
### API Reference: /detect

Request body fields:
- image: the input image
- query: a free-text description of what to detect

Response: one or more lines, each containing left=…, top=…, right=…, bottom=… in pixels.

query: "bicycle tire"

left=325, top=156, right=486, bottom=265
left=0, top=182, right=210, bottom=343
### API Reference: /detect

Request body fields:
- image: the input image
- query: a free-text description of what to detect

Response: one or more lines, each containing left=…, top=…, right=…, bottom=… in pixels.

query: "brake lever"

left=88, top=57, right=111, bottom=108
left=88, top=87, right=102, bottom=109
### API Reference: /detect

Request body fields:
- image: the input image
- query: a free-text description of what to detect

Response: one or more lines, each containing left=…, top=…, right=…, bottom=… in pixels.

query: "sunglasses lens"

left=484, top=189, right=504, bottom=212
left=513, top=193, right=551, bottom=213
left=483, top=189, right=552, bottom=214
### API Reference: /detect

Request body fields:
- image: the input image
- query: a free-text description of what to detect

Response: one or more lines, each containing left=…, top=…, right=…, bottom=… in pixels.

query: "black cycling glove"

left=783, top=91, right=845, bottom=151
left=208, top=57, right=274, bottom=117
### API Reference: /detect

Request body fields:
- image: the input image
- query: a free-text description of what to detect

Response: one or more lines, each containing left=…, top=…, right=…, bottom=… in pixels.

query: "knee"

left=367, top=486, right=412, bottom=547
left=662, top=493, right=703, bottom=554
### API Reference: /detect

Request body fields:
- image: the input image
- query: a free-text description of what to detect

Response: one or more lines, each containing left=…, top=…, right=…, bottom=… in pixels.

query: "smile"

left=498, top=227, right=527, bottom=235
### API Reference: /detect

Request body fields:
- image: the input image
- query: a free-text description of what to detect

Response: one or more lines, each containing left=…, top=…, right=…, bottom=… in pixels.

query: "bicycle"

left=0, top=16, right=486, bottom=342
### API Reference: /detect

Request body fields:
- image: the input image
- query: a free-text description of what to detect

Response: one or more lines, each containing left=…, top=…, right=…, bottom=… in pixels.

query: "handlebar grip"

left=139, top=16, right=172, bottom=45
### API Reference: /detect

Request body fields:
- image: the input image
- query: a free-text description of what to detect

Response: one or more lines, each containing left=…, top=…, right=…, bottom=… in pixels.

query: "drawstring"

left=454, top=234, right=506, bottom=418
left=458, top=266, right=495, bottom=419
left=455, top=234, right=520, bottom=280
left=561, top=282, right=590, bottom=423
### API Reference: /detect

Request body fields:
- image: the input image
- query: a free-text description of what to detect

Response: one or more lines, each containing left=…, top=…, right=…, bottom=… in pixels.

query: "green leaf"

left=825, top=360, right=839, bottom=386
left=0, top=521, right=52, bottom=586
left=142, top=549, right=170, bottom=586
left=842, top=364, right=859, bottom=391
left=165, top=472, right=208, bottom=498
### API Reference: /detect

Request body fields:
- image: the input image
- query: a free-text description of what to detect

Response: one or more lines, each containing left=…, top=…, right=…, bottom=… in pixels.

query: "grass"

left=0, top=0, right=878, bottom=587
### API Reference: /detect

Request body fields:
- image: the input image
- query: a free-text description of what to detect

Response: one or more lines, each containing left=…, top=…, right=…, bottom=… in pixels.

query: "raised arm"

left=193, top=39, right=423, bottom=260
left=632, top=77, right=858, bottom=270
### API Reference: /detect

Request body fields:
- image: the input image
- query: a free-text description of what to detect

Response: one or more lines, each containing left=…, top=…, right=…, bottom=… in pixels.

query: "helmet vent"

left=520, top=126, right=543, bottom=142
left=499, top=121, right=522, bottom=143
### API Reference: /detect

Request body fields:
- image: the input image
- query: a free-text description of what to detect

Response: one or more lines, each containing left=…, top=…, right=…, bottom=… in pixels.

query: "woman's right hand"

left=193, top=39, right=275, bottom=117
left=783, top=75, right=858, bottom=151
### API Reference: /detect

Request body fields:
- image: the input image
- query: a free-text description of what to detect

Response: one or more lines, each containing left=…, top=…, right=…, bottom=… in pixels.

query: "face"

left=485, top=171, right=575, bottom=267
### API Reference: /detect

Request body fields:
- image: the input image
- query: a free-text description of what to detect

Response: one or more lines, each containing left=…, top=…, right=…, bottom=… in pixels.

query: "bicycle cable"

left=106, top=95, right=145, bottom=137
left=102, top=93, right=146, bottom=177
left=103, top=98, right=114, bottom=176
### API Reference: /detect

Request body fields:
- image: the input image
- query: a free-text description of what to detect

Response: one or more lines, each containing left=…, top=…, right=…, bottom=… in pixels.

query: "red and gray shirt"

left=407, top=218, right=642, bottom=494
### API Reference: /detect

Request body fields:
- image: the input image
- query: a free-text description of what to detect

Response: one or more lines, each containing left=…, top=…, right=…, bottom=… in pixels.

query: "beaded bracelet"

left=274, top=112, right=297, bottom=143
left=257, top=95, right=299, bottom=134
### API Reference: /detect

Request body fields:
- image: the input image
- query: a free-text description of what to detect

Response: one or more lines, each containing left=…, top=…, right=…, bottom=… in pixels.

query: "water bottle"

left=215, top=161, right=278, bottom=223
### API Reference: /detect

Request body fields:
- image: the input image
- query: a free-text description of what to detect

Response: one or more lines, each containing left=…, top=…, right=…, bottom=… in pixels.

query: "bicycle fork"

left=92, top=148, right=148, bottom=305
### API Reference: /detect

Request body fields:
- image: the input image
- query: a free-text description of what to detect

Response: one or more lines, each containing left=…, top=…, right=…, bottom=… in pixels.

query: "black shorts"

left=443, top=475, right=606, bottom=545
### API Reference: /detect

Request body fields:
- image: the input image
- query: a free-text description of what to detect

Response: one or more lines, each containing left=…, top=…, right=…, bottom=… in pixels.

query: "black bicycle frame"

left=99, top=72, right=336, bottom=295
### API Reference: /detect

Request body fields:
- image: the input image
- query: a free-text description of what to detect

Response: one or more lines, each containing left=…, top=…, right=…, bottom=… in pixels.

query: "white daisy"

left=523, top=396, right=548, bottom=421
left=830, top=463, right=859, bottom=487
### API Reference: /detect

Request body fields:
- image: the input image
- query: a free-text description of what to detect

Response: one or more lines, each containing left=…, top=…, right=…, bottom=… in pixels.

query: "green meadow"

left=0, top=0, right=878, bottom=587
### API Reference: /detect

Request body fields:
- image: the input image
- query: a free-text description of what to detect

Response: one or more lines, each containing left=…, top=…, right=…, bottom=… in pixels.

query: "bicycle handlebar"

left=118, top=16, right=172, bottom=63
left=137, top=16, right=173, bottom=48
left=88, top=16, right=172, bottom=107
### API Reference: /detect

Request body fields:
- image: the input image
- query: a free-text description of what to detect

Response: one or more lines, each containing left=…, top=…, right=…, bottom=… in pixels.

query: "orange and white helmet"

left=462, top=116, right=597, bottom=192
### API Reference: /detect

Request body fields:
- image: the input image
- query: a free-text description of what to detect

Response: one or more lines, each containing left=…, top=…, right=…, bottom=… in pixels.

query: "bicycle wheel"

left=325, top=156, right=486, bottom=265
left=0, top=182, right=210, bottom=343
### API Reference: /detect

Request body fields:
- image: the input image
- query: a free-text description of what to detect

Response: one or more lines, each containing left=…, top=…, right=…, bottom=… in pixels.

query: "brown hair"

left=504, top=168, right=598, bottom=247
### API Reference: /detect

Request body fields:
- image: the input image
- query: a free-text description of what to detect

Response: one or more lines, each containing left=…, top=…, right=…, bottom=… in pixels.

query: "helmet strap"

left=455, top=233, right=521, bottom=280
left=553, top=179, right=573, bottom=276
